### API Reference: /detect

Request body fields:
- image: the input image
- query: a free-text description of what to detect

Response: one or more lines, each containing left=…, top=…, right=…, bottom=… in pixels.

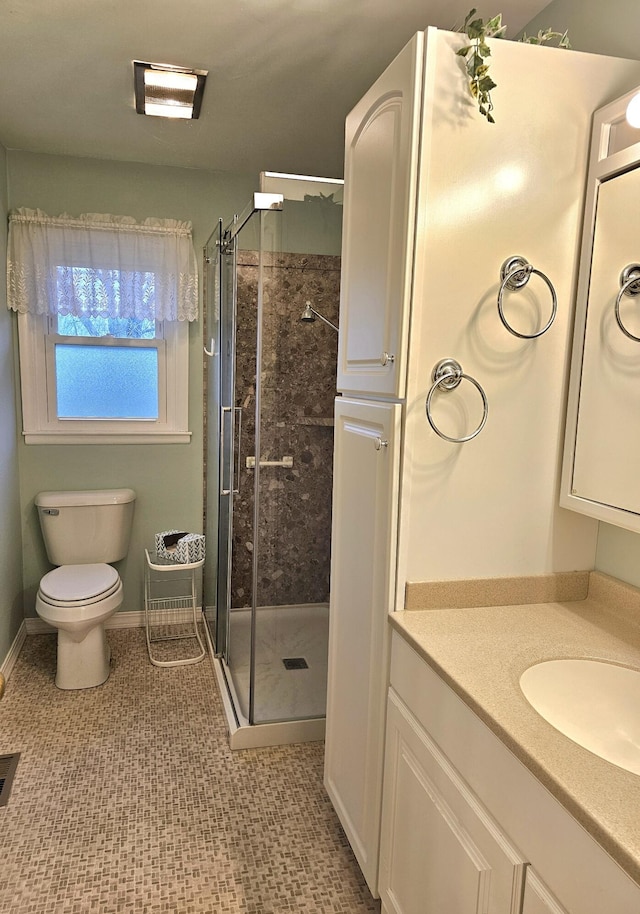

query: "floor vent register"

left=0, top=753, right=20, bottom=807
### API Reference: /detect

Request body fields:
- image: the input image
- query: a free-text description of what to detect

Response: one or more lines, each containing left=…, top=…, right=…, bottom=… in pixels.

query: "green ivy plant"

left=456, top=9, right=571, bottom=124
left=520, top=26, right=571, bottom=47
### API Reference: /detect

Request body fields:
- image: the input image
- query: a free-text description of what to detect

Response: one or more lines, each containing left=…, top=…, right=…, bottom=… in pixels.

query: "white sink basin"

left=519, top=658, right=640, bottom=775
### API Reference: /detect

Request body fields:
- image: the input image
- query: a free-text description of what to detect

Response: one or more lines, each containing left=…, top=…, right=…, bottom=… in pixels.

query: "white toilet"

left=35, top=488, right=136, bottom=690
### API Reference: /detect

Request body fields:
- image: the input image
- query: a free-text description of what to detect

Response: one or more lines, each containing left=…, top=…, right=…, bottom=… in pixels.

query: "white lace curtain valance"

left=7, top=208, right=199, bottom=322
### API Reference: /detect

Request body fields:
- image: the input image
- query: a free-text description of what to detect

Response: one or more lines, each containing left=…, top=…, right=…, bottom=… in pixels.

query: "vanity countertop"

left=389, top=571, right=640, bottom=886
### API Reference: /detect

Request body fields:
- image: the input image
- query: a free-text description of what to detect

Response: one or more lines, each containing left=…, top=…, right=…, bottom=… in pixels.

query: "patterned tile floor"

left=0, top=630, right=380, bottom=914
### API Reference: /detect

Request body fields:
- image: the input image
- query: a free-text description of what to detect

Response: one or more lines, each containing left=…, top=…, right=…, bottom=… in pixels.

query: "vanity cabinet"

left=326, top=34, right=421, bottom=894
left=381, top=631, right=640, bottom=914
left=521, top=872, right=568, bottom=914
left=336, top=33, right=422, bottom=399
left=324, top=397, right=402, bottom=892
left=380, top=688, right=526, bottom=913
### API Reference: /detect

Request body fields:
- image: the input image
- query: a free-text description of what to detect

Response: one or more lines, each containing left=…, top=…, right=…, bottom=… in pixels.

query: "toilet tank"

left=35, top=489, right=136, bottom=566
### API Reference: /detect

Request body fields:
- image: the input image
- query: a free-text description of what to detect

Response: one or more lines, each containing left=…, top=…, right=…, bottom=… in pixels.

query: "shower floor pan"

left=208, top=603, right=328, bottom=750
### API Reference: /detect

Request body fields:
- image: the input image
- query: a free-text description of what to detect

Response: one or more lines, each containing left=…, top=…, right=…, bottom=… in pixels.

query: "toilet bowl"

left=34, top=488, right=136, bottom=690
left=36, top=564, right=124, bottom=689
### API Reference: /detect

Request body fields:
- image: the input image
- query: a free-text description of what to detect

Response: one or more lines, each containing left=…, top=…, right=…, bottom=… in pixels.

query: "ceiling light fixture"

left=133, top=61, right=208, bottom=120
left=626, top=91, right=640, bottom=129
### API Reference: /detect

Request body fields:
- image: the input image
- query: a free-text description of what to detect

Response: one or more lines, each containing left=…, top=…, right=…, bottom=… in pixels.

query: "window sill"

left=23, top=430, right=192, bottom=445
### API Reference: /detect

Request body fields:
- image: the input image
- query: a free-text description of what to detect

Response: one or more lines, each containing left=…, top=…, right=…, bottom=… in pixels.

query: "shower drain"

left=0, top=752, right=20, bottom=807
left=282, top=657, right=309, bottom=670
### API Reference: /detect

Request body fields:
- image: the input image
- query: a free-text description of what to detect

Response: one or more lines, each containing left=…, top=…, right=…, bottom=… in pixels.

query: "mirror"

left=561, top=86, right=640, bottom=532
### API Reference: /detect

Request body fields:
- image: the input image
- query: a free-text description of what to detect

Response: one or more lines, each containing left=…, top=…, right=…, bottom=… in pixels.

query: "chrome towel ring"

left=425, top=358, right=488, bottom=443
left=497, top=256, right=558, bottom=339
left=615, top=264, right=640, bottom=342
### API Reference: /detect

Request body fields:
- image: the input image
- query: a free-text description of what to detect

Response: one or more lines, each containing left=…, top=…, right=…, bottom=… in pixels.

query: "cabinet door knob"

left=380, top=352, right=395, bottom=366
left=374, top=437, right=389, bottom=451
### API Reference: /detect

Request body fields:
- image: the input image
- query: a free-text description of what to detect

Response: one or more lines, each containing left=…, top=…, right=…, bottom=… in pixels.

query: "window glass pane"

left=55, top=344, right=159, bottom=419
left=57, top=314, right=156, bottom=339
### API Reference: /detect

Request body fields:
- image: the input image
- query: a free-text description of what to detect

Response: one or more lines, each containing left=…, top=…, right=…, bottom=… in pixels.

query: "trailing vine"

left=456, top=9, right=571, bottom=124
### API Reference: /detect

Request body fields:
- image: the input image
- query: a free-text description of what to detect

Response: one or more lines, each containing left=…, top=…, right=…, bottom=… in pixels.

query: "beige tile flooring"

left=0, top=630, right=380, bottom=914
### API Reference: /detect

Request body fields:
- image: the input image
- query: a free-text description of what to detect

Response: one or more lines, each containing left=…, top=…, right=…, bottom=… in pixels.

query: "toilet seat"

left=38, top=563, right=120, bottom=606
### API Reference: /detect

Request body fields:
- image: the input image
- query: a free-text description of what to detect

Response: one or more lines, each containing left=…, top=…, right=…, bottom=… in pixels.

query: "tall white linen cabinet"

left=324, top=27, right=640, bottom=898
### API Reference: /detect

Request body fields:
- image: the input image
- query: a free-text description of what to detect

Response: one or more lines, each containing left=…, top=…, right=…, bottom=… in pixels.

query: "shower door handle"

left=220, top=407, right=232, bottom=496
left=220, top=407, right=242, bottom=496
left=245, top=455, right=294, bottom=468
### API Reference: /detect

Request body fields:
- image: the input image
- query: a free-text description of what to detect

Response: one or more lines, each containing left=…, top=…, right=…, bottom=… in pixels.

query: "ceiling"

left=0, top=0, right=551, bottom=179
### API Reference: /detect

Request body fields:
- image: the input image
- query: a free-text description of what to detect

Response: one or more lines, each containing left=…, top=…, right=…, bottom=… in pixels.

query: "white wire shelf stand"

left=144, top=548, right=206, bottom=668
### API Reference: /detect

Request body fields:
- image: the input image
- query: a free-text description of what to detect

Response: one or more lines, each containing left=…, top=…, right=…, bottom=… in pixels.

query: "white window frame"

left=17, top=311, right=191, bottom=444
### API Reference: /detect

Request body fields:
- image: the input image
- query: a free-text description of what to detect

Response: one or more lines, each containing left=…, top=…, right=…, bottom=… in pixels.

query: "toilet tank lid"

left=35, top=488, right=136, bottom=508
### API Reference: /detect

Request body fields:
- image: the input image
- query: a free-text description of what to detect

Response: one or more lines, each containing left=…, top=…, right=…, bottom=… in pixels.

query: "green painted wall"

left=522, top=0, right=640, bottom=587
left=7, top=151, right=255, bottom=617
left=521, top=0, right=640, bottom=58
left=0, top=144, right=24, bottom=662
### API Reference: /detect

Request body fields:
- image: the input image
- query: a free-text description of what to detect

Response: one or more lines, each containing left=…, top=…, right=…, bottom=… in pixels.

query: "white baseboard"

left=24, top=607, right=205, bottom=635
left=106, top=610, right=146, bottom=629
left=25, top=610, right=147, bottom=635
left=24, top=617, right=54, bottom=634
left=1, top=621, right=27, bottom=682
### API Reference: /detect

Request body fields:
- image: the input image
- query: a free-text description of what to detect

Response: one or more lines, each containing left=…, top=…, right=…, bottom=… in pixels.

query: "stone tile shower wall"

left=231, top=251, right=340, bottom=609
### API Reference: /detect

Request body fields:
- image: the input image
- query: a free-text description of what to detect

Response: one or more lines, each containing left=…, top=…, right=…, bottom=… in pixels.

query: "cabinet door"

left=571, top=165, right=640, bottom=518
left=379, top=690, right=526, bottom=914
left=522, top=870, right=568, bottom=914
left=324, top=397, right=402, bottom=896
left=337, top=33, right=423, bottom=398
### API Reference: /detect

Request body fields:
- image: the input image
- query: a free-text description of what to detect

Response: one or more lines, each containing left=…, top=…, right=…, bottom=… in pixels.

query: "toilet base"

left=55, top=623, right=111, bottom=690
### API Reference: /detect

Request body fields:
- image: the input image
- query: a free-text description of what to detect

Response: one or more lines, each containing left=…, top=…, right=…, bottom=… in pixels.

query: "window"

left=7, top=210, right=198, bottom=444
left=54, top=312, right=158, bottom=419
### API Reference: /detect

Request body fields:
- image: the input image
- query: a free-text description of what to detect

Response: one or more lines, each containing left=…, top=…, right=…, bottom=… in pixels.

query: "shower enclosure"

left=203, top=174, right=343, bottom=748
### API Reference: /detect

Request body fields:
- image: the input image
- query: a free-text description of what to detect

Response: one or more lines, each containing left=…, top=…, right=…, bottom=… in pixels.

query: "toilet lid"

left=39, top=564, right=120, bottom=603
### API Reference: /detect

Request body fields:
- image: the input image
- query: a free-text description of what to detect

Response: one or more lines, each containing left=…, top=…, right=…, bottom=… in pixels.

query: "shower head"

left=299, top=301, right=338, bottom=333
left=300, top=302, right=316, bottom=323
